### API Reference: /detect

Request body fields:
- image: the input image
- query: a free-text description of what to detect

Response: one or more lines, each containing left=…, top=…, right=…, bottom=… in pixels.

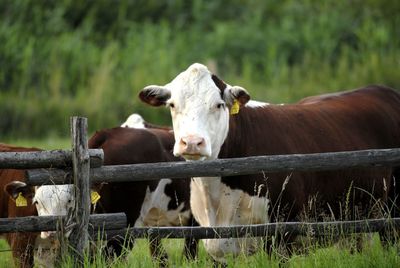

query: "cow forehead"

left=167, top=63, right=222, bottom=107
left=34, top=185, right=73, bottom=205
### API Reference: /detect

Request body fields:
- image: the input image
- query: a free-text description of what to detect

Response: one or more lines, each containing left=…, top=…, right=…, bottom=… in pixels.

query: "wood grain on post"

left=67, top=117, right=91, bottom=266
left=26, top=148, right=400, bottom=185
left=0, top=213, right=127, bottom=233
left=104, top=217, right=400, bottom=239
left=0, top=149, right=103, bottom=169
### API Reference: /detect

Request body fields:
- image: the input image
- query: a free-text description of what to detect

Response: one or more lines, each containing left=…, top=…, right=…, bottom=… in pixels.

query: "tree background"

left=1, top=0, right=399, bottom=138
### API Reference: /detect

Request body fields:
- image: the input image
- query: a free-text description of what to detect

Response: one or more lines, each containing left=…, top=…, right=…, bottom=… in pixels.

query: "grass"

left=0, top=235, right=400, bottom=268
left=1, top=1, right=399, bottom=139
left=56, top=235, right=400, bottom=267
left=0, top=235, right=399, bottom=267
left=2, top=137, right=71, bottom=150
left=0, top=239, right=13, bottom=268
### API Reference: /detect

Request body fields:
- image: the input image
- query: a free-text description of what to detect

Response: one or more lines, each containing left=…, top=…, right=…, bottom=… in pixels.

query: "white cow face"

left=33, top=185, right=75, bottom=239
left=139, top=63, right=250, bottom=160
left=5, top=182, right=75, bottom=239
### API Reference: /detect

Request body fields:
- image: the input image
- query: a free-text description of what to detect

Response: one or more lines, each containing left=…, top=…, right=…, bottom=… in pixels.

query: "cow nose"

left=179, top=136, right=205, bottom=155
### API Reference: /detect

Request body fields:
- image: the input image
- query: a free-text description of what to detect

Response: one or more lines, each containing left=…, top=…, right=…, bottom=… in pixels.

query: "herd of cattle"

left=1, top=63, right=400, bottom=267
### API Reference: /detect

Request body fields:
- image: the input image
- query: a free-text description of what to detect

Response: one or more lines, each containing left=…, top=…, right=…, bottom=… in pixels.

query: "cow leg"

left=183, top=217, right=199, bottom=260
left=15, top=244, right=34, bottom=268
left=379, top=170, right=400, bottom=248
left=104, top=235, right=135, bottom=259
left=8, top=233, right=35, bottom=268
left=149, top=235, right=168, bottom=267
left=183, top=236, right=199, bottom=260
left=264, top=233, right=297, bottom=258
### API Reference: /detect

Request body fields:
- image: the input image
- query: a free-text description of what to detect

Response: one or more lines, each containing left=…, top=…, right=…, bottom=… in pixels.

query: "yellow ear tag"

left=91, top=191, right=101, bottom=205
left=16, top=192, right=28, bottom=207
left=230, top=99, right=240, bottom=115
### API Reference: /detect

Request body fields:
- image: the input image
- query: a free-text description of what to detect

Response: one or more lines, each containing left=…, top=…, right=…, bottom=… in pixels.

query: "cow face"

left=33, top=185, right=75, bottom=240
left=139, top=63, right=250, bottom=160
left=5, top=182, right=74, bottom=239
left=32, top=185, right=75, bottom=235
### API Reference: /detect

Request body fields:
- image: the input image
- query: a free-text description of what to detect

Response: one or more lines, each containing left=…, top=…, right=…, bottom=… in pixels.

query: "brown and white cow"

left=88, top=126, right=198, bottom=262
left=0, top=143, right=40, bottom=268
left=9, top=125, right=198, bottom=265
left=139, top=63, right=400, bottom=262
left=6, top=118, right=198, bottom=266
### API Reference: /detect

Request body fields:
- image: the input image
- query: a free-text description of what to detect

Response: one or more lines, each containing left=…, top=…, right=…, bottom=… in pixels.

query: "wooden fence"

left=1, top=116, right=400, bottom=265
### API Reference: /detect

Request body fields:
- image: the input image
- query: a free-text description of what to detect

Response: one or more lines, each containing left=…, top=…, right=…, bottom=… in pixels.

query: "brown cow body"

left=220, top=86, right=400, bottom=220
left=88, top=127, right=198, bottom=262
left=138, top=63, right=400, bottom=262
left=0, top=143, right=39, bottom=268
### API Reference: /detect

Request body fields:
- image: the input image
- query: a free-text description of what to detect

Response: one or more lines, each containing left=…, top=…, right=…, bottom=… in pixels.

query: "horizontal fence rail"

left=0, top=213, right=126, bottom=233
left=105, top=218, right=400, bottom=239
left=26, top=148, right=400, bottom=185
left=0, top=149, right=103, bottom=169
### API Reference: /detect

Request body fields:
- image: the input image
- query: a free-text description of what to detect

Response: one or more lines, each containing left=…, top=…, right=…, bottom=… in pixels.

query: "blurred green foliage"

left=0, top=0, right=399, bottom=139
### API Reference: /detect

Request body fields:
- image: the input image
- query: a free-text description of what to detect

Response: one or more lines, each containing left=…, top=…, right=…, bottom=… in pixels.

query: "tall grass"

left=53, top=235, right=400, bottom=267
left=0, top=235, right=398, bottom=267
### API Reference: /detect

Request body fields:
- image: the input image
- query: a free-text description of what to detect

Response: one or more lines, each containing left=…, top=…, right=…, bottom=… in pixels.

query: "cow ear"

left=223, top=86, right=251, bottom=107
left=139, top=85, right=171, bottom=107
left=4, top=181, right=34, bottom=200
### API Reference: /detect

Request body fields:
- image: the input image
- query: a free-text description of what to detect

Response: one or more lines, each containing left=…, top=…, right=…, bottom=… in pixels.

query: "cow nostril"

left=197, top=138, right=205, bottom=147
left=180, top=139, right=187, bottom=146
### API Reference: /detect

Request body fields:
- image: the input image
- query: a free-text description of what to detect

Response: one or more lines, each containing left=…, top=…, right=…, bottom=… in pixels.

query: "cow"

left=8, top=121, right=198, bottom=266
left=88, top=126, right=198, bottom=263
left=0, top=143, right=40, bottom=268
left=121, top=113, right=173, bottom=131
left=121, top=113, right=146, bottom=128
left=138, top=63, right=400, bottom=263
left=3, top=144, right=76, bottom=268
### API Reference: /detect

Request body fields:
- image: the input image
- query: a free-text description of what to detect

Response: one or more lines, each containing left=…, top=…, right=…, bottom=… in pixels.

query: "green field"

left=1, top=1, right=399, bottom=267
left=0, top=0, right=399, bottom=140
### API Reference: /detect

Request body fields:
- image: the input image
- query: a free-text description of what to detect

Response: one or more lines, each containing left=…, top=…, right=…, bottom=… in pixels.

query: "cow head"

left=121, top=113, right=146, bottom=128
left=139, top=63, right=250, bottom=160
left=5, top=182, right=74, bottom=239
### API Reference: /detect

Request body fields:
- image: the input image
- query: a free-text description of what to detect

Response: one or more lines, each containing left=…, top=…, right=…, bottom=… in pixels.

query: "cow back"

left=220, top=86, right=400, bottom=220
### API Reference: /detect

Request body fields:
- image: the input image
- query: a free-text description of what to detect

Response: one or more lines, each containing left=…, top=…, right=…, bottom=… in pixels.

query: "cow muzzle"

left=177, top=135, right=207, bottom=160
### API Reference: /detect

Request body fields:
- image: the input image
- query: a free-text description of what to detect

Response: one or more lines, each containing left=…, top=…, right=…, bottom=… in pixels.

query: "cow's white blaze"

left=190, top=177, right=270, bottom=261
left=161, top=63, right=231, bottom=159
left=33, top=185, right=74, bottom=239
left=135, top=179, right=191, bottom=227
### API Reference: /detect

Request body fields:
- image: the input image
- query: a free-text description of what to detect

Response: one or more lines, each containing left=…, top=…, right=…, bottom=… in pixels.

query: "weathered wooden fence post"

left=68, top=116, right=90, bottom=266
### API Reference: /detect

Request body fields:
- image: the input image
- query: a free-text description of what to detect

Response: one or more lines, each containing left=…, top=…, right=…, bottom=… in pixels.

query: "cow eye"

left=168, top=102, right=175, bottom=109
left=216, top=103, right=225, bottom=109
